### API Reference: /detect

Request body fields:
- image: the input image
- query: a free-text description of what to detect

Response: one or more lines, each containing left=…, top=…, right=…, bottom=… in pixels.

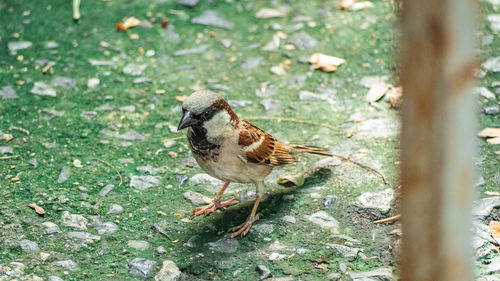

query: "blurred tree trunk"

left=400, top=0, right=477, bottom=280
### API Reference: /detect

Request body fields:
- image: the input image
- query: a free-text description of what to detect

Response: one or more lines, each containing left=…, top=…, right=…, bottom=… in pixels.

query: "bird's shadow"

left=182, top=168, right=334, bottom=250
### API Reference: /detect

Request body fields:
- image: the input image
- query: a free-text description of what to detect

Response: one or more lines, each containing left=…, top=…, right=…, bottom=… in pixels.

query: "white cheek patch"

left=242, top=136, right=264, bottom=152
left=204, top=111, right=233, bottom=139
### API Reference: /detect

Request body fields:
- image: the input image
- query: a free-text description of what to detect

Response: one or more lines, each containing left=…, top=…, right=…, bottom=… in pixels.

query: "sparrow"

left=177, top=90, right=330, bottom=238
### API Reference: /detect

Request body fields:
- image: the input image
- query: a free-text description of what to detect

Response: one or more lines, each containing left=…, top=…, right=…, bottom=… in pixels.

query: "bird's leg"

left=228, top=181, right=264, bottom=238
left=190, top=182, right=239, bottom=218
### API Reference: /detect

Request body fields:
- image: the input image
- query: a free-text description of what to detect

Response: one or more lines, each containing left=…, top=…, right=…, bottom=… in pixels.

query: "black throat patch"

left=187, top=126, right=221, bottom=161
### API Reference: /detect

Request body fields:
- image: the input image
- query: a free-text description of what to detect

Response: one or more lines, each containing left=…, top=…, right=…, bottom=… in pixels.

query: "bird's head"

left=177, top=90, right=239, bottom=132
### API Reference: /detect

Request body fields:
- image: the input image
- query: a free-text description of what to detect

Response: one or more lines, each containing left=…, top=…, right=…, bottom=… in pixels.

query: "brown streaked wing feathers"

left=238, top=120, right=297, bottom=166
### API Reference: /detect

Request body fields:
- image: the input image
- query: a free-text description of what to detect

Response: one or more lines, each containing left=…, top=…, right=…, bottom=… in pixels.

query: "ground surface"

left=0, top=0, right=498, bottom=280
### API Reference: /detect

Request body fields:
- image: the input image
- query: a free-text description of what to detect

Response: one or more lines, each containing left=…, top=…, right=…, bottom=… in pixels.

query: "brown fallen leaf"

left=340, top=0, right=357, bottom=10
left=314, top=263, right=328, bottom=270
left=366, top=82, right=390, bottom=103
left=388, top=86, right=403, bottom=108
left=308, top=53, right=345, bottom=72
left=490, top=220, right=500, bottom=245
left=478, top=128, right=500, bottom=144
left=277, top=173, right=305, bottom=187
left=28, top=203, right=46, bottom=215
left=116, top=16, right=141, bottom=32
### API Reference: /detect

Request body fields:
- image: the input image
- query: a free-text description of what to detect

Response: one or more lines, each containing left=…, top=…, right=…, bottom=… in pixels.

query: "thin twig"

left=0, top=155, right=20, bottom=160
left=374, top=214, right=401, bottom=224
left=329, top=153, right=388, bottom=184
left=162, top=136, right=186, bottom=143
left=245, top=116, right=342, bottom=131
left=95, top=158, right=123, bottom=186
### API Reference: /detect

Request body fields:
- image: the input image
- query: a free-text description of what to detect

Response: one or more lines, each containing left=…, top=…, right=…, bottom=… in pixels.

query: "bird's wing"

left=237, top=119, right=297, bottom=166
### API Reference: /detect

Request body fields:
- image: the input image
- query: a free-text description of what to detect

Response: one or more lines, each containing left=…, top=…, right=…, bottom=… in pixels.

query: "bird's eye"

left=202, top=109, right=211, bottom=119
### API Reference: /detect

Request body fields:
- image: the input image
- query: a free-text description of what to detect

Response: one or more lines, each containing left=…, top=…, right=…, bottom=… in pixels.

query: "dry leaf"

left=388, top=86, right=403, bottom=108
left=0, top=133, right=14, bottom=142
left=366, top=82, right=390, bottom=103
left=340, top=0, right=357, bottom=10
left=277, top=173, right=305, bottom=187
left=490, top=220, right=500, bottom=244
left=116, top=16, right=141, bottom=32
left=478, top=128, right=500, bottom=144
left=308, top=53, right=345, bottom=72
left=28, top=203, right=46, bottom=215
left=314, top=263, right=328, bottom=270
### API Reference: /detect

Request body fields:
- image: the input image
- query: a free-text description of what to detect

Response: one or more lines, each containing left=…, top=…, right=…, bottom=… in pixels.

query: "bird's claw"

left=190, top=197, right=239, bottom=218
left=228, top=212, right=261, bottom=238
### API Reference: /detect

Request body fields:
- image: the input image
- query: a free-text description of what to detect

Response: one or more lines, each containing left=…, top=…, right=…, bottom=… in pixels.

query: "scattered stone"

left=255, top=82, right=278, bottom=97
left=80, top=111, right=97, bottom=118
left=116, top=130, right=146, bottom=141
left=0, top=85, right=18, bottom=98
left=271, top=22, right=304, bottom=32
left=52, top=77, right=77, bottom=91
left=255, top=8, right=287, bottom=18
left=61, top=211, right=88, bottom=230
left=310, top=192, right=322, bottom=199
left=30, top=82, right=56, bottom=97
left=227, top=100, right=253, bottom=108
left=157, top=246, right=166, bottom=254
left=133, top=77, right=153, bottom=84
left=174, top=45, right=209, bottom=56
left=207, top=237, right=239, bottom=253
left=356, top=188, right=394, bottom=214
left=29, top=158, right=38, bottom=168
left=483, top=57, right=500, bottom=72
left=261, top=35, right=281, bottom=52
left=252, top=222, right=274, bottom=236
left=306, top=211, right=339, bottom=233
left=88, top=59, right=115, bottom=66
left=165, top=24, right=180, bottom=42
left=96, top=222, right=119, bottom=235
left=260, top=99, right=282, bottom=115
left=184, top=235, right=199, bottom=248
left=0, top=146, right=13, bottom=154
left=128, top=258, right=157, bottom=278
left=269, top=252, right=287, bottom=261
left=189, top=173, right=224, bottom=192
left=281, top=215, right=296, bottom=224
left=87, top=78, right=100, bottom=88
left=473, top=87, right=496, bottom=100
left=107, top=204, right=124, bottom=214
left=123, top=63, right=147, bottom=76
left=53, top=260, right=79, bottom=272
left=67, top=231, right=101, bottom=241
left=360, top=75, right=389, bottom=88
left=192, top=10, right=234, bottom=29
left=323, top=195, right=337, bottom=209
left=136, top=165, right=161, bottom=175
left=46, top=41, right=58, bottom=48
left=49, top=276, right=63, bottom=281
left=17, top=240, right=39, bottom=253
left=174, top=65, right=195, bottom=72
left=349, top=267, right=393, bottom=280
left=118, top=141, right=133, bottom=147
left=287, top=74, right=307, bottom=89
left=357, top=118, right=400, bottom=138
left=130, top=175, right=162, bottom=190
left=339, top=263, right=348, bottom=274
left=326, top=243, right=360, bottom=259
left=473, top=197, right=500, bottom=218
left=331, top=234, right=361, bottom=244
left=57, top=166, right=70, bottom=183
left=155, top=260, right=181, bottom=281
left=488, top=14, right=500, bottom=33
left=241, top=56, right=264, bottom=70
left=8, top=41, right=32, bottom=51
left=183, top=190, right=210, bottom=205
left=285, top=31, right=317, bottom=49
left=43, top=222, right=60, bottom=235
left=256, top=265, right=271, bottom=280
left=299, top=91, right=328, bottom=101
left=297, top=186, right=328, bottom=193
left=98, top=184, right=115, bottom=196
left=484, top=105, right=499, bottom=115
left=128, top=240, right=150, bottom=250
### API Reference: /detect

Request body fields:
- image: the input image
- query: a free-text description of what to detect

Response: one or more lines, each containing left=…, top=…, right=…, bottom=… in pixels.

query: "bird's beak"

left=177, top=111, right=197, bottom=131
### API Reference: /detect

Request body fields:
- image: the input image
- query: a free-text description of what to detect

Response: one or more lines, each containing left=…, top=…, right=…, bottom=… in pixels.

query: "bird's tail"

left=288, top=144, right=332, bottom=157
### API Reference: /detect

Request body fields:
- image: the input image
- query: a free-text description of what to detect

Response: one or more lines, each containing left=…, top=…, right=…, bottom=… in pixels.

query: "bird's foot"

left=228, top=212, right=261, bottom=238
left=190, top=197, right=239, bottom=218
